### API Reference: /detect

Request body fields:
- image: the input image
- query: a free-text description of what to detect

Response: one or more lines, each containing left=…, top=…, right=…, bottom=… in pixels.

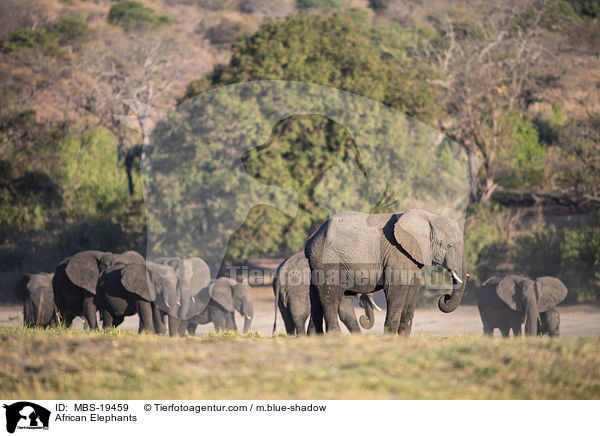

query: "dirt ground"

left=2, top=286, right=599, bottom=337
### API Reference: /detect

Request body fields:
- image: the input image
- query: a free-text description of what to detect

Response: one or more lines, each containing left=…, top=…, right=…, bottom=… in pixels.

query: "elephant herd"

left=13, top=209, right=569, bottom=337
left=14, top=250, right=253, bottom=336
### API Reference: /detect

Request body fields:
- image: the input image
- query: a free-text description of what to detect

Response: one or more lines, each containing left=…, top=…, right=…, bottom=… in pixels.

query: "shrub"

left=1, top=28, right=60, bottom=54
left=54, top=16, right=91, bottom=42
left=296, top=0, right=343, bottom=10
left=368, top=0, right=391, bottom=11
left=107, top=1, right=174, bottom=30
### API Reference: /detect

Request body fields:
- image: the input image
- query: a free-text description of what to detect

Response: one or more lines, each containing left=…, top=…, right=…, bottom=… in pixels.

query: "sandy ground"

left=2, top=286, right=599, bottom=337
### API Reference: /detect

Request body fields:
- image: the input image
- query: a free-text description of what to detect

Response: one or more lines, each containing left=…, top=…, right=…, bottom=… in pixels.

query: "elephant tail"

left=272, top=273, right=280, bottom=336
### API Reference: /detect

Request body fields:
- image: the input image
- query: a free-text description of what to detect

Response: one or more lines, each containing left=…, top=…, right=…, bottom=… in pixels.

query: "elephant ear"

left=211, top=277, right=235, bottom=313
left=535, top=277, right=568, bottom=312
left=13, top=275, right=31, bottom=301
left=65, top=251, right=103, bottom=294
left=496, top=276, right=520, bottom=311
left=121, top=263, right=155, bottom=302
left=186, top=258, right=212, bottom=318
left=393, top=209, right=432, bottom=266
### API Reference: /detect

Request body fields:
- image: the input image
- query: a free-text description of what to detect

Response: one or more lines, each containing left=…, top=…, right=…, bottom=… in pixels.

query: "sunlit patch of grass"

left=0, top=328, right=599, bottom=399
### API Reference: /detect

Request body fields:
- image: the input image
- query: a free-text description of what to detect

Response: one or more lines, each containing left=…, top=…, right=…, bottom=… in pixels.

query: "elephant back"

left=496, top=275, right=532, bottom=311
left=100, top=251, right=144, bottom=272
left=61, top=250, right=105, bottom=295
left=535, top=277, right=568, bottom=312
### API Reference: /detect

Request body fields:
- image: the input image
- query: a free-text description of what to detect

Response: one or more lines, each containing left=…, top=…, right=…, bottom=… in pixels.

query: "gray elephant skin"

left=97, top=257, right=212, bottom=335
left=14, top=273, right=58, bottom=328
left=305, top=209, right=467, bottom=335
left=273, top=251, right=380, bottom=335
left=477, top=275, right=568, bottom=337
left=52, top=250, right=144, bottom=328
left=184, top=276, right=254, bottom=335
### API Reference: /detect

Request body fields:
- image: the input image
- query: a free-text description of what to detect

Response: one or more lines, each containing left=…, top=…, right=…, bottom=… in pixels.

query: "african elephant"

left=305, top=209, right=467, bottom=335
left=14, top=273, right=58, bottom=328
left=477, top=275, right=567, bottom=337
left=52, top=250, right=144, bottom=329
left=152, top=257, right=212, bottom=336
left=273, top=251, right=381, bottom=335
left=184, top=276, right=254, bottom=335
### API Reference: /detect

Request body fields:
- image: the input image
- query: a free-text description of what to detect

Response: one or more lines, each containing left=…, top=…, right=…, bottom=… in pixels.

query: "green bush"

left=107, top=1, right=174, bottom=30
left=1, top=28, right=60, bottom=54
left=58, top=127, right=131, bottom=220
left=368, top=0, right=391, bottom=11
left=496, top=110, right=547, bottom=188
left=296, top=0, right=343, bottom=10
left=569, top=0, right=600, bottom=17
left=54, top=16, right=91, bottom=42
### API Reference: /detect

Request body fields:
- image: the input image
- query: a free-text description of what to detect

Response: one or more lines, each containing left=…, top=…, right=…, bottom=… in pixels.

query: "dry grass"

left=1, top=327, right=599, bottom=399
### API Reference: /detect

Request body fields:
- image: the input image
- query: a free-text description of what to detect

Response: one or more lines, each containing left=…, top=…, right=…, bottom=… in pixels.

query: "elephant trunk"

left=438, top=255, right=467, bottom=313
left=358, top=294, right=377, bottom=329
left=243, top=315, right=253, bottom=334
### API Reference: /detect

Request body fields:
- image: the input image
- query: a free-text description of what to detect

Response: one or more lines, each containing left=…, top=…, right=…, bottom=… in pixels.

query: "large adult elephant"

left=52, top=250, right=143, bottom=328
left=305, top=209, right=467, bottom=335
left=477, top=275, right=568, bottom=337
left=14, top=273, right=58, bottom=328
left=184, top=276, right=254, bottom=335
left=273, top=251, right=381, bottom=335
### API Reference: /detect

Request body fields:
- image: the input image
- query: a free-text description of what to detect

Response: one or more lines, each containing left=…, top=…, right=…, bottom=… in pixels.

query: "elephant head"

left=154, top=257, right=211, bottom=319
left=231, top=280, right=254, bottom=333
left=496, top=275, right=567, bottom=335
left=14, top=273, right=56, bottom=328
left=393, top=209, right=467, bottom=313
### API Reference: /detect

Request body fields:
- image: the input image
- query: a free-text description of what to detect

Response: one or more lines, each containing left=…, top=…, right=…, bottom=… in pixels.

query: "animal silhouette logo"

left=3, top=402, right=50, bottom=433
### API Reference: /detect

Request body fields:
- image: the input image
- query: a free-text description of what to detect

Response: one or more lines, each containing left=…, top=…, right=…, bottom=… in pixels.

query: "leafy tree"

left=149, top=13, right=451, bottom=265
left=108, top=1, right=174, bottom=30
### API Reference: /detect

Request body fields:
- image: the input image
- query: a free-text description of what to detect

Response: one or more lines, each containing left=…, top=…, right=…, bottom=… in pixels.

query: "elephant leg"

left=511, top=322, right=522, bottom=337
left=187, top=323, right=197, bottom=336
left=499, top=326, right=510, bottom=338
left=225, top=312, right=237, bottom=331
left=398, top=285, right=419, bottom=336
left=101, top=309, right=115, bottom=328
left=178, top=321, right=188, bottom=337
left=384, top=286, right=408, bottom=335
left=277, top=300, right=296, bottom=335
left=309, top=283, right=324, bottom=334
left=168, top=316, right=183, bottom=337
left=112, top=316, right=124, bottom=328
left=317, top=282, right=342, bottom=334
left=82, top=296, right=98, bottom=329
left=483, top=327, right=494, bottom=336
left=339, top=296, right=360, bottom=333
left=136, top=300, right=155, bottom=334
left=152, top=305, right=167, bottom=335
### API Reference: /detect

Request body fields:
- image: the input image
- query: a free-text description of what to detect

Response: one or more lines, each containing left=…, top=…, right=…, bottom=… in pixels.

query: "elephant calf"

left=477, top=275, right=568, bottom=337
left=183, top=276, right=254, bottom=335
left=273, top=251, right=380, bottom=335
left=14, top=273, right=58, bottom=328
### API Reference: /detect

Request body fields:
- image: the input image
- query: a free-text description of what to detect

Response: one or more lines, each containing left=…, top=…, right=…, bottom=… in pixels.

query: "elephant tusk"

left=450, top=269, right=463, bottom=284
left=245, top=315, right=252, bottom=320
left=367, top=294, right=383, bottom=312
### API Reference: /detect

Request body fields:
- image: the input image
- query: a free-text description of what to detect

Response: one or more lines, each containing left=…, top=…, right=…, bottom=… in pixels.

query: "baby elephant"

left=182, top=277, right=254, bottom=335
left=477, top=275, right=567, bottom=337
left=14, top=273, right=58, bottom=328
